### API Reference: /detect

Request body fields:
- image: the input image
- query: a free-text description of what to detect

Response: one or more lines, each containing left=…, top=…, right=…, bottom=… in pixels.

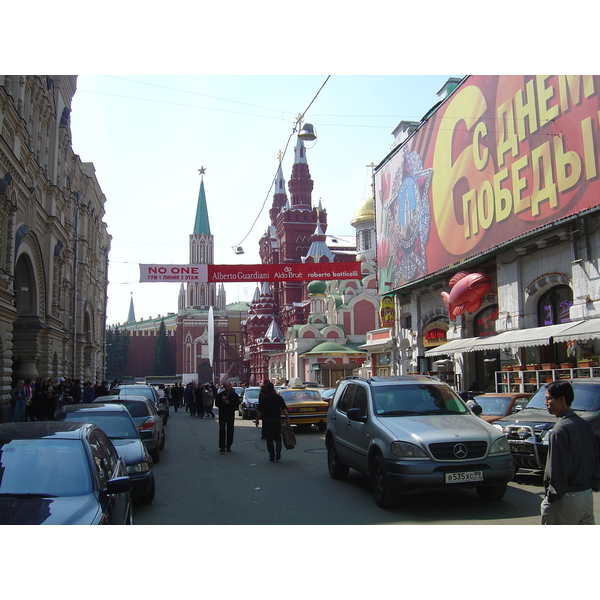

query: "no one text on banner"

left=139, top=262, right=362, bottom=283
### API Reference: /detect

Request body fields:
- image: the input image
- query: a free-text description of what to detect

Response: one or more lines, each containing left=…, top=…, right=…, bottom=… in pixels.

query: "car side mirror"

left=513, top=405, right=523, bottom=413
left=106, top=476, right=132, bottom=494
left=471, top=404, right=483, bottom=416
left=346, top=408, right=367, bottom=422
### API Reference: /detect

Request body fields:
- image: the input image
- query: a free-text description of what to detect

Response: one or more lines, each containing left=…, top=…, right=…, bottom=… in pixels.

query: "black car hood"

left=497, top=408, right=557, bottom=427
left=0, top=494, right=100, bottom=525
left=497, top=407, right=600, bottom=428
left=111, top=439, right=147, bottom=466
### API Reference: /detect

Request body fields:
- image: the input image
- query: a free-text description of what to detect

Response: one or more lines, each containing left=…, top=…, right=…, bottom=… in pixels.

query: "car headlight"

left=492, top=423, right=505, bottom=433
left=489, top=437, right=511, bottom=455
left=127, top=461, right=151, bottom=474
left=391, top=441, right=428, bottom=459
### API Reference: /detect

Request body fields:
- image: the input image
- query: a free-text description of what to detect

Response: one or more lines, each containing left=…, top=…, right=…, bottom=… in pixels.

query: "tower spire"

left=127, top=292, right=136, bottom=323
left=193, top=166, right=211, bottom=235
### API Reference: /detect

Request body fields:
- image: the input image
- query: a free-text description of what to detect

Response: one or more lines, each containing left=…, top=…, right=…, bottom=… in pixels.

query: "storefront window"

left=538, top=286, right=573, bottom=325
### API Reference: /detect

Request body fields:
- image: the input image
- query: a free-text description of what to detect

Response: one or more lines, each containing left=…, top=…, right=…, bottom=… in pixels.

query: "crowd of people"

left=10, top=377, right=123, bottom=422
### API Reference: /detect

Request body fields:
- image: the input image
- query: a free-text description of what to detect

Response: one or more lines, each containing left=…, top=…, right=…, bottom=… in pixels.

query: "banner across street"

left=139, top=262, right=362, bottom=283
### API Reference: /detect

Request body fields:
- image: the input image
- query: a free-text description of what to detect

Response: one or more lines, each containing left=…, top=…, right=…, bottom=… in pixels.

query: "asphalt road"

left=132, top=406, right=600, bottom=526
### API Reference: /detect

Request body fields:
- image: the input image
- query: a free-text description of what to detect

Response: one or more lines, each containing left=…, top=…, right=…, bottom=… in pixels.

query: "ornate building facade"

left=0, top=75, right=111, bottom=421
left=244, top=135, right=380, bottom=386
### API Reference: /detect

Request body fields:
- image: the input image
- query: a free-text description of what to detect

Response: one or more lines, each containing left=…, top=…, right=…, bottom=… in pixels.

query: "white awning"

left=424, top=337, right=479, bottom=356
left=469, top=321, right=582, bottom=352
left=552, top=318, right=600, bottom=343
left=358, top=341, right=392, bottom=353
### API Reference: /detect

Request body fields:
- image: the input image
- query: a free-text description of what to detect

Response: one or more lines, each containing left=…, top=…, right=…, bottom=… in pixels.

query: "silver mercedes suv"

left=326, top=375, right=515, bottom=508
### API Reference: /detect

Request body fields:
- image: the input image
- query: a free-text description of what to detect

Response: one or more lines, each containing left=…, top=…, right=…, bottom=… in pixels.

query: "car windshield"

left=473, top=396, right=512, bottom=416
left=0, top=438, right=92, bottom=496
left=59, top=412, right=139, bottom=439
left=373, top=384, right=468, bottom=415
left=526, top=384, right=600, bottom=411
left=244, top=389, right=261, bottom=399
left=280, top=390, right=324, bottom=403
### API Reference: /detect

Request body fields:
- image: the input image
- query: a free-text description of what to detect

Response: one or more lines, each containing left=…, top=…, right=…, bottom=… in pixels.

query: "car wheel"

left=159, top=430, right=166, bottom=451
left=327, top=439, right=349, bottom=480
left=317, top=421, right=327, bottom=432
left=476, top=483, right=508, bottom=501
left=138, top=476, right=156, bottom=504
left=159, top=411, right=168, bottom=426
left=371, top=454, right=398, bottom=508
left=149, top=448, right=160, bottom=464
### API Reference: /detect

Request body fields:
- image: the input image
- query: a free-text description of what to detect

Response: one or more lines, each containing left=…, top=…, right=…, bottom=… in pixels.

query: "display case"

left=496, top=365, right=600, bottom=392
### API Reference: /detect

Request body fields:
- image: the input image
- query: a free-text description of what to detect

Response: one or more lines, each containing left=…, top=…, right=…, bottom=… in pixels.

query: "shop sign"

left=423, top=320, right=449, bottom=347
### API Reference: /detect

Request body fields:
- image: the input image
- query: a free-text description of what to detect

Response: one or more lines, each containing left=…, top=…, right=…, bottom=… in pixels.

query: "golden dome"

left=351, top=193, right=375, bottom=226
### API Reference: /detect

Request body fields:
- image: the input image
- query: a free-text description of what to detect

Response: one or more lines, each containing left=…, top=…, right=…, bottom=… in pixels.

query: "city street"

left=132, top=407, right=599, bottom=526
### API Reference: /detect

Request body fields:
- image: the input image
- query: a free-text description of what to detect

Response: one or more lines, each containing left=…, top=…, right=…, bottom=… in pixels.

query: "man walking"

left=215, top=382, right=240, bottom=452
left=541, top=381, right=600, bottom=524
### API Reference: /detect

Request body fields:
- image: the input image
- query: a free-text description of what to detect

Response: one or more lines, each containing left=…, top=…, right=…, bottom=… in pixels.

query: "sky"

left=69, top=74, right=459, bottom=325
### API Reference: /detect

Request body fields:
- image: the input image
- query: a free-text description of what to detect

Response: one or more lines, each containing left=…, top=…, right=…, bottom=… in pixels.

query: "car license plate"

left=511, top=444, right=532, bottom=454
left=299, top=407, right=315, bottom=412
left=445, top=470, right=484, bottom=484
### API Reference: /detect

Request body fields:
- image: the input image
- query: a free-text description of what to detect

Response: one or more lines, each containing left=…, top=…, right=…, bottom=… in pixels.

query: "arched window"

left=538, top=285, right=573, bottom=326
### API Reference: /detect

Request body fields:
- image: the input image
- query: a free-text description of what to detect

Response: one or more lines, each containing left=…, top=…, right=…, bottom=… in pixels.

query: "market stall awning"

left=424, top=337, right=480, bottom=356
left=552, top=318, right=600, bottom=343
left=358, top=340, right=392, bottom=353
left=468, top=321, right=581, bottom=352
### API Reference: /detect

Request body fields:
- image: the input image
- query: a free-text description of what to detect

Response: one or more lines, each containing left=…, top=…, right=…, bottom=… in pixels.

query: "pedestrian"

left=254, top=380, right=290, bottom=462
left=541, top=380, right=600, bottom=525
left=215, top=381, right=240, bottom=452
left=10, top=379, right=27, bottom=423
left=171, top=383, right=184, bottom=411
left=83, top=380, right=95, bottom=403
left=24, top=378, right=33, bottom=421
left=185, top=383, right=196, bottom=416
left=193, top=383, right=204, bottom=417
left=202, top=384, right=215, bottom=418
left=95, top=380, right=110, bottom=399
left=32, top=377, right=47, bottom=420
left=45, top=378, right=58, bottom=419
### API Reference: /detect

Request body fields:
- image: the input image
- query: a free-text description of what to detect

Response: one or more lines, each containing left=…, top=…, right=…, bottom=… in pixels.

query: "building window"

left=538, top=285, right=573, bottom=325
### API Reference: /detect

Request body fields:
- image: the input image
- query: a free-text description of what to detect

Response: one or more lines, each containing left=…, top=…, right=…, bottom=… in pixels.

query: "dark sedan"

left=112, top=384, right=169, bottom=425
left=56, top=404, right=155, bottom=504
left=0, top=422, right=132, bottom=525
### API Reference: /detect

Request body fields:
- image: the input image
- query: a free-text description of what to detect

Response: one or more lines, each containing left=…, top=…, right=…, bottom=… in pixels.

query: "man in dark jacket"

left=255, top=380, right=290, bottom=461
left=215, top=382, right=240, bottom=452
left=541, top=381, right=600, bottom=524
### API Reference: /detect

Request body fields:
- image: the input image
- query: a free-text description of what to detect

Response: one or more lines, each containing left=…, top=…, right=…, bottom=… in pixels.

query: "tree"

left=154, top=320, right=172, bottom=376
left=105, top=325, right=130, bottom=380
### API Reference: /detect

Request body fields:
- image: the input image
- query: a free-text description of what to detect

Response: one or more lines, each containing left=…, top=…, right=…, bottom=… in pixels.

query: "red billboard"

left=375, top=75, right=600, bottom=293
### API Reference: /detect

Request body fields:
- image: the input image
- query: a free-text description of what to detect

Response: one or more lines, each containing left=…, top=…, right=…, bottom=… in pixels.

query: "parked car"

left=238, top=387, right=261, bottom=419
left=112, top=384, right=169, bottom=425
left=326, top=375, right=514, bottom=507
left=94, top=395, right=165, bottom=463
left=0, top=421, right=132, bottom=524
left=56, top=403, right=155, bottom=504
left=280, top=378, right=329, bottom=431
left=494, top=378, right=600, bottom=470
left=472, top=392, right=531, bottom=423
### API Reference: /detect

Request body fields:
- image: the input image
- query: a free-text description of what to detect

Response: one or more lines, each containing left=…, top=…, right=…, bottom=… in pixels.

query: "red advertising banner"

left=140, top=262, right=362, bottom=283
left=375, top=75, right=600, bottom=293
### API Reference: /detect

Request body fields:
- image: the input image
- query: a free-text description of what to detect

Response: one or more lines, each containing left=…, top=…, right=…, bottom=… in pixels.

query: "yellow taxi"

left=279, top=378, right=329, bottom=432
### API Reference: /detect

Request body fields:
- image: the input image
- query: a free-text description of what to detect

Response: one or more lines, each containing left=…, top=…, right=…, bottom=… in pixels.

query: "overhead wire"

left=231, top=75, right=331, bottom=251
